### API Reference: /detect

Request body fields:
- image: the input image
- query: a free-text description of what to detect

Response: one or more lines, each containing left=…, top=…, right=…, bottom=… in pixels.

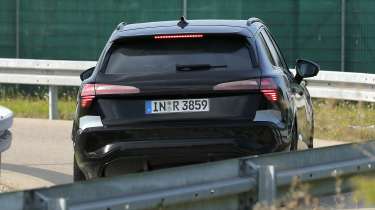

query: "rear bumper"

left=74, top=120, right=289, bottom=179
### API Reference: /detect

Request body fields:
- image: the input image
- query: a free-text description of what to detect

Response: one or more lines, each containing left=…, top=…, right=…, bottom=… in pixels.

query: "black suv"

left=72, top=18, right=319, bottom=180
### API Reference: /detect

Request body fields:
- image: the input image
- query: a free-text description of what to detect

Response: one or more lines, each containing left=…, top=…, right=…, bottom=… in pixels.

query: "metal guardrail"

left=307, top=71, right=375, bottom=102
left=1, top=58, right=375, bottom=119
left=0, top=106, right=13, bottom=172
left=0, top=141, right=374, bottom=210
left=0, top=58, right=94, bottom=120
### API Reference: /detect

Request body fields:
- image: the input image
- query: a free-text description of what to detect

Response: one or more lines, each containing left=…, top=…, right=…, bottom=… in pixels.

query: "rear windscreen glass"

left=103, top=35, right=254, bottom=75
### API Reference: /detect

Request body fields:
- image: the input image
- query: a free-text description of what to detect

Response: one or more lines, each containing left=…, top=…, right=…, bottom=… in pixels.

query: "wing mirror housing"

left=80, top=67, right=95, bottom=81
left=295, top=59, right=320, bottom=83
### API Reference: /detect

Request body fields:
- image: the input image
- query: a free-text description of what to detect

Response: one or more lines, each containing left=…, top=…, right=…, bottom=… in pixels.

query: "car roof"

left=110, top=19, right=264, bottom=41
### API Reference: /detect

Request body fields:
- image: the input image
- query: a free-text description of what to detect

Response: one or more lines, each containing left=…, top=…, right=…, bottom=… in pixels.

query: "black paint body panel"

left=72, top=19, right=315, bottom=179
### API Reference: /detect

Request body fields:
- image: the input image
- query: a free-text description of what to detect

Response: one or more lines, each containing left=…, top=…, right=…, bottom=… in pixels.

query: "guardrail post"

left=31, top=192, right=67, bottom=210
left=48, top=86, right=59, bottom=120
left=47, top=198, right=67, bottom=210
left=258, top=165, right=276, bottom=205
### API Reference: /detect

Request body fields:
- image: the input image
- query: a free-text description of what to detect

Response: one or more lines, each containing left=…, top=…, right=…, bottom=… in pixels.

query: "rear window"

left=103, top=35, right=254, bottom=75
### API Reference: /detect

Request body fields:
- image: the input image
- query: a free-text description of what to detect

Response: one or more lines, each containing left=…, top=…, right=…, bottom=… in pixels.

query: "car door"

left=260, top=29, right=312, bottom=148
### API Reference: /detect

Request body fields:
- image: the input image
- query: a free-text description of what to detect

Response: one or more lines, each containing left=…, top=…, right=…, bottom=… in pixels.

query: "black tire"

left=309, top=116, right=314, bottom=149
left=290, top=121, right=298, bottom=151
left=73, top=156, right=86, bottom=182
left=291, top=119, right=314, bottom=150
left=309, top=136, right=314, bottom=149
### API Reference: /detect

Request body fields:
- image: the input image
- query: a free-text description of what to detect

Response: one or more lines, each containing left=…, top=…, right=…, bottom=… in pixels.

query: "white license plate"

left=145, top=99, right=210, bottom=114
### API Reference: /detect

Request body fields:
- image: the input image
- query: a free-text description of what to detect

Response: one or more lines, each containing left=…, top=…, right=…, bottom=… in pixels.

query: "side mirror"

left=295, top=59, right=319, bottom=83
left=80, top=67, right=95, bottom=81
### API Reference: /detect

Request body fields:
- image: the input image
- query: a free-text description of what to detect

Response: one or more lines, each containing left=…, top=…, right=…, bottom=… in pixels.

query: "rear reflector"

left=154, top=34, right=204, bottom=39
left=80, top=84, right=140, bottom=108
left=213, top=79, right=259, bottom=91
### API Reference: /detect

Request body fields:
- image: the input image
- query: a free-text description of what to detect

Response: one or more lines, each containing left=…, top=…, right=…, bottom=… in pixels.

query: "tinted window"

left=258, top=33, right=275, bottom=66
left=261, top=30, right=282, bottom=68
left=104, top=36, right=254, bottom=75
left=264, top=29, right=289, bottom=70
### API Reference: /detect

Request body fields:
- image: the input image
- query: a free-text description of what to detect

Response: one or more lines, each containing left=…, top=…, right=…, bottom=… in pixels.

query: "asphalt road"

left=1, top=118, right=73, bottom=190
left=0, top=118, right=347, bottom=191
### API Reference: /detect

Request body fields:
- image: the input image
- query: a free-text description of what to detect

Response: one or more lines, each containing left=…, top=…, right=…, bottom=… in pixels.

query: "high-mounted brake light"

left=80, top=84, right=140, bottom=108
left=154, top=34, right=204, bottom=40
left=260, top=78, right=279, bottom=102
left=213, top=79, right=260, bottom=91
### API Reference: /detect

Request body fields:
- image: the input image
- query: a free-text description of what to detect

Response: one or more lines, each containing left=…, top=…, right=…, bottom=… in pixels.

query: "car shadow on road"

left=1, top=163, right=72, bottom=185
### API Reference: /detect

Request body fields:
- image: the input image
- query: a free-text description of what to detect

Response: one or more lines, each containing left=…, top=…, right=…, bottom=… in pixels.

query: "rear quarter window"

left=258, top=32, right=276, bottom=66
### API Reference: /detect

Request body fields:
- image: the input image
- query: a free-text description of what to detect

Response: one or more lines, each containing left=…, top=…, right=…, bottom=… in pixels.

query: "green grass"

left=1, top=97, right=375, bottom=141
left=0, top=97, right=76, bottom=120
left=354, top=177, right=375, bottom=205
left=313, top=99, right=375, bottom=142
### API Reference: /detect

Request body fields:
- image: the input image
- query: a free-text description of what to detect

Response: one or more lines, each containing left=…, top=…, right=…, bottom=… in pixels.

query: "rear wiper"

left=176, top=64, right=227, bottom=71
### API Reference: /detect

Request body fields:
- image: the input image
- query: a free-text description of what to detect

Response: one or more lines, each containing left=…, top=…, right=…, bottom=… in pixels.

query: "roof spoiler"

left=247, top=17, right=264, bottom=26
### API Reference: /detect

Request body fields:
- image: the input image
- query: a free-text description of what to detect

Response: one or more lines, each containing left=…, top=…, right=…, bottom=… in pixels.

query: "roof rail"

left=116, top=22, right=127, bottom=30
left=246, top=17, right=264, bottom=26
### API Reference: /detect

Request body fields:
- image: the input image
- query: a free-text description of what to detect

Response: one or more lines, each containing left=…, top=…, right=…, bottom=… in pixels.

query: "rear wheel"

left=290, top=121, right=299, bottom=151
left=73, top=156, right=86, bottom=182
left=309, top=136, right=314, bottom=149
left=291, top=120, right=313, bottom=151
left=309, top=117, right=315, bottom=149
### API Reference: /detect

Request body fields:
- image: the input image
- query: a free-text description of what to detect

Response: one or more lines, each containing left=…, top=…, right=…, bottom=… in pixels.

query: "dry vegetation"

left=254, top=176, right=375, bottom=210
left=254, top=178, right=320, bottom=210
left=253, top=177, right=341, bottom=210
left=0, top=184, right=12, bottom=193
left=313, top=99, right=375, bottom=141
left=354, top=177, right=375, bottom=206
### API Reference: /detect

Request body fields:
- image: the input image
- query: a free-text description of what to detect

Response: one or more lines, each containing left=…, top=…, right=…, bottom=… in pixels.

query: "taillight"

left=80, top=84, right=140, bottom=108
left=95, top=84, right=140, bottom=95
left=154, top=34, right=204, bottom=40
left=260, top=78, right=279, bottom=102
left=80, top=84, right=95, bottom=109
left=213, top=78, right=279, bottom=102
left=213, top=79, right=260, bottom=91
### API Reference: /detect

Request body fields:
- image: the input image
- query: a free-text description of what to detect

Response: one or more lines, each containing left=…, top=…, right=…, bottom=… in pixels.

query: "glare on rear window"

left=103, top=35, right=254, bottom=75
